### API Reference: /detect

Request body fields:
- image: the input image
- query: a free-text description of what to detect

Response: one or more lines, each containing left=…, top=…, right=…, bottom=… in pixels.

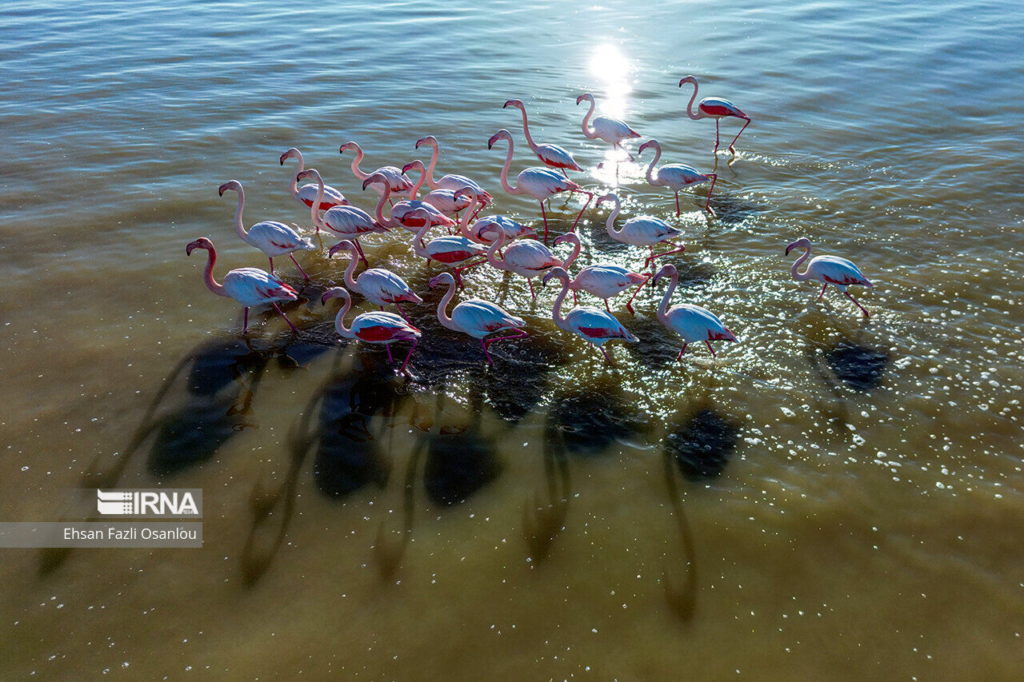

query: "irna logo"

left=96, top=489, right=201, bottom=517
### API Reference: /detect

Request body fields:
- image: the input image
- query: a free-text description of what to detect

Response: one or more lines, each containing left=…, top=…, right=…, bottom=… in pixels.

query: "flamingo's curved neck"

left=497, top=139, right=522, bottom=195
left=288, top=152, right=303, bottom=199
left=580, top=98, right=598, bottom=139
left=643, top=143, right=662, bottom=185
left=199, top=246, right=226, bottom=297
left=435, top=280, right=460, bottom=332
left=458, top=196, right=480, bottom=239
left=683, top=82, right=702, bottom=121
left=374, top=182, right=395, bottom=227
left=412, top=221, right=432, bottom=256
left=310, top=172, right=326, bottom=231
left=348, top=145, right=368, bottom=180
left=424, top=144, right=439, bottom=189
left=657, top=271, right=679, bottom=322
left=485, top=228, right=506, bottom=270
left=791, top=245, right=813, bottom=281
left=550, top=276, right=571, bottom=330
left=604, top=198, right=622, bottom=239
left=558, top=235, right=581, bottom=270
left=342, top=247, right=360, bottom=292
left=409, top=164, right=426, bottom=200
left=230, top=188, right=249, bottom=243
left=332, top=295, right=355, bottom=338
left=517, top=107, right=539, bottom=152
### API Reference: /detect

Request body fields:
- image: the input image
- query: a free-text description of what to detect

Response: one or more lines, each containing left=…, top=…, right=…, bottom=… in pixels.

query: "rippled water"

left=3, top=0, right=1024, bottom=678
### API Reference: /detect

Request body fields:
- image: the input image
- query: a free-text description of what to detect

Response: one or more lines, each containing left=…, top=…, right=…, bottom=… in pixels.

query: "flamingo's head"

left=487, top=130, right=512, bottom=150
left=362, top=172, right=388, bottom=191
left=295, top=168, right=319, bottom=182
left=327, top=240, right=356, bottom=259
left=339, top=141, right=360, bottom=155
left=785, top=237, right=812, bottom=256
left=415, top=136, right=438, bottom=149
left=678, top=75, right=698, bottom=88
left=503, top=99, right=524, bottom=110
left=576, top=93, right=594, bottom=106
left=321, top=287, right=349, bottom=306
left=428, top=273, right=454, bottom=289
left=542, top=267, right=569, bottom=286
left=453, top=187, right=476, bottom=203
left=409, top=207, right=434, bottom=228
left=279, top=147, right=300, bottom=166
left=218, top=180, right=242, bottom=197
left=553, top=233, right=579, bottom=248
left=638, top=140, right=659, bottom=155
left=402, top=160, right=424, bottom=175
left=595, top=192, right=617, bottom=208
left=186, top=237, right=213, bottom=256
left=652, top=264, right=677, bottom=286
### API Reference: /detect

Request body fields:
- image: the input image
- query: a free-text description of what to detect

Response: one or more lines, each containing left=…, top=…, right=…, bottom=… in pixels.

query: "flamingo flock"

left=187, top=75, right=877, bottom=376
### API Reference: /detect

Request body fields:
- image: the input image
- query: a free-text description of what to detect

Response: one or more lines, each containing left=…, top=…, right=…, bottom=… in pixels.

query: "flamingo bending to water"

left=485, top=229, right=580, bottom=298
left=339, top=141, right=413, bottom=196
left=429, top=271, right=527, bottom=365
left=503, top=99, right=582, bottom=174
left=596, top=193, right=685, bottom=269
left=280, top=148, right=348, bottom=211
left=402, top=160, right=472, bottom=220
left=411, top=209, right=488, bottom=288
left=454, top=188, right=535, bottom=245
left=653, top=264, right=737, bottom=359
left=218, top=180, right=316, bottom=280
left=326, top=239, right=422, bottom=322
left=186, top=237, right=299, bottom=333
left=576, top=92, right=641, bottom=162
left=488, top=129, right=593, bottom=245
left=786, top=237, right=874, bottom=318
left=678, top=76, right=751, bottom=155
left=638, top=140, right=717, bottom=216
left=297, top=169, right=387, bottom=267
left=366, top=172, right=456, bottom=234
left=414, top=135, right=493, bottom=206
left=321, top=287, right=420, bottom=376
left=542, top=267, right=638, bottom=364
left=565, top=264, right=648, bottom=315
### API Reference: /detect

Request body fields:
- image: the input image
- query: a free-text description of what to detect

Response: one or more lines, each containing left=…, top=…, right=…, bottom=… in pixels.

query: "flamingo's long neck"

left=342, top=247, right=360, bottom=293
left=374, top=182, right=395, bottom=227
left=550, top=276, right=571, bottom=330
left=558, top=235, right=582, bottom=270
left=791, top=246, right=813, bottom=281
left=683, top=82, right=703, bottom=121
left=604, top=198, right=622, bottom=239
left=657, top=271, right=679, bottom=322
left=581, top=98, right=598, bottom=139
left=409, top=164, right=426, bottom=200
left=643, top=143, right=662, bottom=185
left=458, top=196, right=480, bottom=239
left=231, top=188, right=249, bottom=244
left=412, top=222, right=432, bottom=257
left=497, top=139, right=522, bottom=195
left=332, top=295, right=355, bottom=339
left=288, top=153, right=303, bottom=199
left=518, top=107, right=539, bottom=152
left=424, top=144, right=439, bottom=189
left=310, top=172, right=326, bottom=230
left=435, top=280, right=460, bottom=332
left=485, top=229, right=506, bottom=270
left=200, top=246, right=226, bottom=297
left=348, top=145, right=368, bottom=181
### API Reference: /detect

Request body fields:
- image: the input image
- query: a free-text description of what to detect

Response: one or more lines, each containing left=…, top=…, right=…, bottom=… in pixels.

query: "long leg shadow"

left=661, top=447, right=698, bottom=622
left=522, top=411, right=571, bottom=562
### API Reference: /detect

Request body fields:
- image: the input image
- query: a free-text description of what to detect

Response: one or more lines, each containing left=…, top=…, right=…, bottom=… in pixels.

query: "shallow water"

left=3, top=0, right=1024, bottom=678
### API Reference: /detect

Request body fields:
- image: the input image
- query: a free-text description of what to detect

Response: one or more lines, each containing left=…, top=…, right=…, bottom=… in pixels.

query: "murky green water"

left=2, top=0, right=1024, bottom=678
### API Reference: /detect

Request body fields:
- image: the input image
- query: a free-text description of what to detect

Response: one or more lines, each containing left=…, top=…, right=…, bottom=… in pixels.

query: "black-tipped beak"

left=362, top=178, right=373, bottom=191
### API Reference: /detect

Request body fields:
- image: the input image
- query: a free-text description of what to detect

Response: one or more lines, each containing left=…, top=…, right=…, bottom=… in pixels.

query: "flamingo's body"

left=567, top=264, right=648, bottom=314
left=678, top=76, right=751, bottom=155
left=454, top=188, right=535, bottom=245
left=414, top=136, right=492, bottom=206
left=298, top=169, right=387, bottom=267
left=576, top=93, right=641, bottom=162
left=186, top=237, right=299, bottom=333
left=489, top=129, right=593, bottom=244
left=543, top=267, right=637, bottom=364
left=653, top=264, right=737, bottom=358
left=786, top=237, right=874, bottom=317
left=429, top=272, right=527, bottom=365
left=218, top=180, right=316, bottom=280
left=411, top=210, right=487, bottom=287
left=367, top=172, right=456, bottom=234
left=280, top=148, right=348, bottom=211
left=339, top=141, right=413, bottom=195
left=596, top=193, right=686, bottom=269
left=321, top=287, right=420, bottom=376
left=327, top=240, right=421, bottom=321
left=638, top=140, right=717, bottom=216
left=402, top=160, right=472, bottom=219
left=503, top=99, right=583, bottom=173
left=486, top=230, right=580, bottom=298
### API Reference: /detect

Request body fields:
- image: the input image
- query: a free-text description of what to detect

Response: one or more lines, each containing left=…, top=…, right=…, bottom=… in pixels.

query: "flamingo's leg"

left=650, top=243, right=686, bottom=266
left=571, top=191, right=594, bottom=232
left=540, top=201, right=550, bottom=245
left=705, top=341, right=718, bottom=358
left=728, top=117, right=751, bottom=155
left=625, top=275, right=650, bottom=315
left=677, top=343, right=688, bottom=360
left=605, top=299, right=611, bottom=313
left=675, top=191, right=681, bottom=217
left=271, top=303, right=299, bottom=332
left=528, top=278, right=535, bottom=299
left=268, top=257, right=275, bottom=274
left=561, top=168, right=569, bottom=179
left=704, top=174, right=718, bottom=216
left=598, top=346, right=614, bottom=365
left=354, top=240, right=369, bottom=268
left=714, top=119, right=721, bottom=154
left=484, top=328, right=528, bottom=346
left=242, top=307, right=249, bottom=333
left=386, top=344, right=394, bottom=363
left=394, top=302, right=412, bottom=323
left=572, top=289, right=578, bottom=306
left=399, top=340, right=417, bottom=376
left=289, top=253, right=311, bottom=281
left=845, top=291, right=871, bottom=318
left=819, top=283, right=828, bottom=299
left=480, top=339, right=494, bottom=365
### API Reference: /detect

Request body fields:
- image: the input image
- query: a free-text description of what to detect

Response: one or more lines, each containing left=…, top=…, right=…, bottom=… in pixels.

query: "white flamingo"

left=366, top=172, right=456, bottom=234
left=638, top=140, right=717, bottom=216
left=503, top=99, right=582, bottom=175
left=653, top=264, right=737, bottom=359
left=542, top=267, right=638, bottom=364
left=576, top=92, right=641, bottom=162
left=280, top=148, right=348, bottom=211
left=326, top=239, right=422, bottom=322
left=186, top=237, right=299, bottom=333
left=454, top=188, right=535, bottom=245
left=414, top=135, right=493, bottom=206
left=298, top=169, right=387, bottom=267
left=411, top=209, right=488, bottom=288
left=565, top=264, right=648, bottom=315
left=595, top=193, right=685, bottom=269
left=786, top=237, right=874, bottom=317
left=678, top=75, right=751, bottom=155
left=429, top=271, right=527, bottom=365
left=485, top=229, right=580, bottom=298
left=321, top=287, right=420, bottom=376
left=339, top=141, right=413, bottom=195
left=218, top=180, right=316, bottom=280
left=402, top=159, right=472, bottom=219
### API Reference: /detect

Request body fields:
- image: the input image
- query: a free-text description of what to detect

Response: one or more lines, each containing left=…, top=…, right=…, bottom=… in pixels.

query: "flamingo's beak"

left=362, top=177, right=374, bottom=191
left=186, top=244, right=196, bottom=256
left=320, top=292, right=331, bottom=305
left=785, top=244, right=794, bottom=255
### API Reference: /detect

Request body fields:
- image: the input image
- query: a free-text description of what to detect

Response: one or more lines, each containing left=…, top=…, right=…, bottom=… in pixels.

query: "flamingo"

left=638, top=140, right=717, bottom=216
left=454, top=188, right=535, bottom=245
left=411, top=209, right=488, bottom=288
left=185, top=237, right=299, bottom=333
left=429, top=271, right=527, bottom=365
left=485, top=229, right=580, bottom=298
left=339, top=141, right=413, bottom=196
left=576, top=92, right=641, bottom=162
left=326, top=239, right=422, bottom=322
left=414, top=135, right=493, bottom=206
left=297, top=169, right=387, bottom=267
left=366, top=172, right=457, bottom=234
left=321, top=287, right=420, bottom=376
left=402, top=160, right=473, bottom=220
left=503, top=99, right=583, bottom=175
left=596, top=193, right=686, bottom=269
left=678, top=75, right=751, bottom=155
left=565, top=264, right=649, bottom=315
left=653, top=264, right=737, bottom=359
left=279, top=148, right=348, bottom=211
left=786, top=237, right=874, bottom=318
left=542, top=267, right=638, bottom=364
left=218, top=180, right=316, bottom=280
left=488, top=129, right=593, bottom=245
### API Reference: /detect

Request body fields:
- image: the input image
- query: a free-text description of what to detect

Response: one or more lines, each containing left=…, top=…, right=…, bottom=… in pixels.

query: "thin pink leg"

left=704, top=173, right=718, bottom=215
left=289, top=253, right=311, bottom=281
left=483, top=329, right=527, bottom=363
left=676, top=343, right=688, bottom=361
left=605, top=299, right=611, bottom=313
left=728, top=117, right=751, bottom=154
left=268, top=257, right=275, bottom=274
left=649, top=243, right=686, bottom=267
left=598, top=346, right=614, bottom=365
left=714, top=119, right=721, bottom=154
left=845, top=291, right=871, bottom=318
left=625, top=275, right=650, bottom=315
left=819, top=283, right=828, bottom=299
left=394, top=302, right=412, bottom=323
left=480, top=339, right=494, bottom=365
left=540, top=201, right=550, bottom=245
left=386, top=344, right=394, bottom=363
left=399, top=340, right=417, bottom=376
left=452, top=259, right=486, bottom=289
left=242, top=307, right=249, bottom=333
left=271, top=303, right=298, bottom=332
left=571, top=191, right=594, bottom=231
left=705, top=340, right=717, bottom=358
left=572, top=289, right=578, bottom=306
left=354, top=240, right=369, bottom=268
left=675, top=191, right=681, bottom=217
left=528, top=278, right=535, bottom=299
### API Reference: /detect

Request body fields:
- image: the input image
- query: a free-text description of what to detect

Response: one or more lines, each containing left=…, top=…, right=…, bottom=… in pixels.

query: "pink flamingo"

left=786, top=238, right=874, bottom=318
left=280, top=148, right=348, bottom=211
left=638, top=140, right=717, bottom=216
left=218, top=180, right=316, bottom=280
left=454, top=188, right=535, bottom=246
left=565, top=264, right=649, bottom=315
left=326, top=239, right=422, bottom=322
left=596, top=193, right=685, bottom=269
left=411, top=209, right=488, bottom=288
left=366, top=172, right=457, bottom=234
left=542, top=267, right=638, bottom=364
left=678, top=76, right=751, bottom=155
left=485, top=229, right=580, bottom=299
left=321, top=287, right=420, bottom=376
left=653, top=264, right=737, bottom=359
left=488, top=129, right=593, bottom=245
left=339, top=141, right=413, bottom=196
left=402, top=160, right=472, bottom=220
left=186, top=237, right=299, bottom=333
left=414, top=135, right=493, bottom=206
left=576, top=92, right=641, bottom=162
left=503, top=99, right=583, bottom=175
left=297, top=169, right=386, bottom=267
left=429, top=271, right=527, bottom=365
